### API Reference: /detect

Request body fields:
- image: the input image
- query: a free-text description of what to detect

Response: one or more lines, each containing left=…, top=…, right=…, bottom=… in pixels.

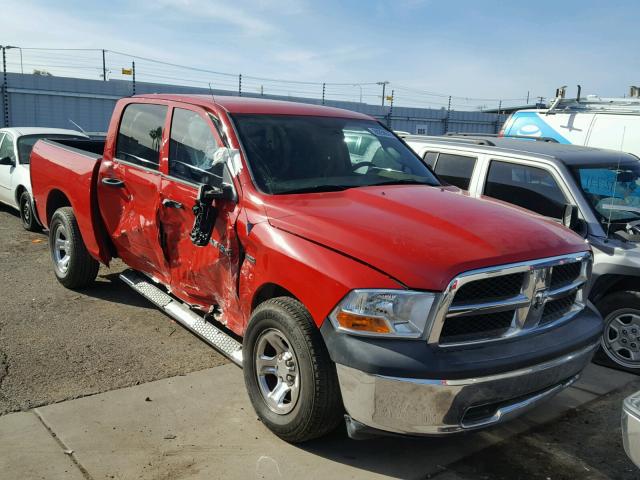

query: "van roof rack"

left=445, top=133, right=559, bottom=144
left=545, top=85, right=640, bottom=115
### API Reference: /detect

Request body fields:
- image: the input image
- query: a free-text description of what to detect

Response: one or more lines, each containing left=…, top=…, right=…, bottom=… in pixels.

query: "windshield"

left=231, top=115, right=439, bottom=194
left=571, top=162, right=640, bottom=225
left=17, top=134, right=86, bottom=164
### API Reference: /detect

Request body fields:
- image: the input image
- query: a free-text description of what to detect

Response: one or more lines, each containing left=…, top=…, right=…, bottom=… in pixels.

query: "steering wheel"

left=352, top=161, right=376, bottom=172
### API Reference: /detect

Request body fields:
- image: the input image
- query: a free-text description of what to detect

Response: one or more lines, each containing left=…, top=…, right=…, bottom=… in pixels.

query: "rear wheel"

left=243, top=297, right=343, bottom=443
left=19, top=191, right=40, bottom=232
left=596, top=291, right=640, bottom=372
left=49, top=207, right=99, bottom=289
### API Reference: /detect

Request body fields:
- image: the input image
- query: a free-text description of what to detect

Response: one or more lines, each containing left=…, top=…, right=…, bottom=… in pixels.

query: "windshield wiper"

left=276, top=185, right=353, bottom=195
left=371, top=179, right=435, bottom=187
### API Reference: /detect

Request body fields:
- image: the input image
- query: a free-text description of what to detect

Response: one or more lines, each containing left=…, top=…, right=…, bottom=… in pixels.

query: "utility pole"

left=238, top=74, right=242, bottom=97
left=387, top=89, right=394, bottom=127
left=322, top=83, right=326, bottom=105
left=377, top=81, right=389, bottom=106
left=496, top=100, right=502, bottom=133
left=444, top=95, right=452, bottom=133
left=102, top=49, right=107, bottom=81
left=526, top=91, right=530, bottom=104
left=132, top=61, right=136, bottom=95
left=1, top=46, right=8, bottom=127
left=260, top=85, right=264, bottom=96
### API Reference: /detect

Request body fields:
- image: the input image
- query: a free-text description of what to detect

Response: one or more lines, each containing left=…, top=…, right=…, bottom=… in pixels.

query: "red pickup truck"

left=30, top=95, right=602, bottom=442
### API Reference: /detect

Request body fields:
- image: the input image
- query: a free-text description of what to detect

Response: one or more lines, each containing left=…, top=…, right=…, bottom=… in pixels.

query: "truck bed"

left=30, top=138, right=111, bottom=264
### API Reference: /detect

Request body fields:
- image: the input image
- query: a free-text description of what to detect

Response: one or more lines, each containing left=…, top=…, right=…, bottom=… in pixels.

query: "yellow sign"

left=385, top=95, right=394, bottom=101
left=121, top=68, right=132, bottom=75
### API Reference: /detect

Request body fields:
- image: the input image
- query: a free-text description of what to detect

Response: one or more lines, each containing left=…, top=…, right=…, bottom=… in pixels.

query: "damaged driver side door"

left=159, top=106, right=242, bottom=324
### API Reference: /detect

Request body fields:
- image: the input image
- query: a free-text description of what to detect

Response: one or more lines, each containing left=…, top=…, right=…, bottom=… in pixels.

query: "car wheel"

left=597, top=291, right=640, bottom=372
left=19, top=191, right=41, bottom=232
left=49, top=207, right=99, bottom=289
left=243, top=297, right=343, bottom=443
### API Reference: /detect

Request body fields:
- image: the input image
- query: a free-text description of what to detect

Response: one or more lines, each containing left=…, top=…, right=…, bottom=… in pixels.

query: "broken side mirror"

left=562, top=204, right=588, bottom=238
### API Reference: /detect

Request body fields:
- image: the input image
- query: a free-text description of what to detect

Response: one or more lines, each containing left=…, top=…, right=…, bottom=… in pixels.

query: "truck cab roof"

left=133, top=94, right=373, bottom=120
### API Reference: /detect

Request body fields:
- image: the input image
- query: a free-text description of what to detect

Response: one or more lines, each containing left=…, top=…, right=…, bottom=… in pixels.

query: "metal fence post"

left=132, top=61, right=136, bottom=95
left=322, top=83, right=325, bottom=105
left=102, top=49, right=107, bottom=81
left=2, top=47, right=8, bottom=127
left=444, top=95, right=451, bottom=133
left=238, top=74, right=242, bottom=97
left=495, top=100, right=502, bottom=133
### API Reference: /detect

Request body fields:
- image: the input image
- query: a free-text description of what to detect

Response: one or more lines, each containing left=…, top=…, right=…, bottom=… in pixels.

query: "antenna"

left=605, top=126, right=627, bottom=239
left=69, top=119, right=87, bottom=134
left=208, top=83, right=216, bottom=104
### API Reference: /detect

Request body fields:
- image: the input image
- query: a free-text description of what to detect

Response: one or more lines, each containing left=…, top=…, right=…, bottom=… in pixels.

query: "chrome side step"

left=119, top=269, right=243, bottom=366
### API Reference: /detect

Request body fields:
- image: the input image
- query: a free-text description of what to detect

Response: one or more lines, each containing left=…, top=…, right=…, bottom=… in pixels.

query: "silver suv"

left=402, top=134, right=640, bottom=371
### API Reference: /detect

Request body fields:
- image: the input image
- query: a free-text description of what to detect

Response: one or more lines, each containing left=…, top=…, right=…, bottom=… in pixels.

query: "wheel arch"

left=591, top=274, right=640, bottom=304
left=14, top=184, right=27, bottom=205
left=251, top=283, right=299, bottom=312
left=46, top=189, right=72, bottom=226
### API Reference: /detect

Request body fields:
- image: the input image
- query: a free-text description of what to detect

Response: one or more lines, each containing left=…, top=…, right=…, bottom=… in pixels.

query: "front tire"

left=49, top=207, right=99, bottom=289
left=243, top=297, right=343, bottom=443
left=596, top=291, right=640, bottom=372
left=19, top=191, right=40, bottom=232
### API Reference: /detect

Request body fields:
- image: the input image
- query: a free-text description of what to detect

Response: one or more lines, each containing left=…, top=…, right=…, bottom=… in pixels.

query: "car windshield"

left=17, top=134, right=86, bottom=164
left=231, top=114, right=439, bottom=194
left=571, top=161, right=640, bottom=225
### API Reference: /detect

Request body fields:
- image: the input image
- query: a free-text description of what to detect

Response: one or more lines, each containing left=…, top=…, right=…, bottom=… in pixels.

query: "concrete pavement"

left=0, top=362, right=635, bottom=480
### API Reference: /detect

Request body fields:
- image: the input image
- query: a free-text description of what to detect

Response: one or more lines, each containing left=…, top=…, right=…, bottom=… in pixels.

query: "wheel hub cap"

left=603, top=309, right=640, bottom=368
left=53, top=225, right=71, bottom=274
left=255, top=329, right=300, bottom=415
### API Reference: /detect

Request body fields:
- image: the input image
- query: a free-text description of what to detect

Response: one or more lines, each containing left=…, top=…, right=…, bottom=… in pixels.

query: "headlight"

left=329, top=289, right=438, bottom=338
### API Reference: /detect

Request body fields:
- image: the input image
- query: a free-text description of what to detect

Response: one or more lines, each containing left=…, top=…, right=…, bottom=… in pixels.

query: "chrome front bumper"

left=337, top=343, right=598, bottom=435
left=622, top=391, right=640, bottom=468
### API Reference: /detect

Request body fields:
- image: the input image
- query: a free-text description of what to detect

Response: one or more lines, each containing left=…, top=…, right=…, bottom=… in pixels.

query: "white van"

left=502, top=93, right=640, bottom=158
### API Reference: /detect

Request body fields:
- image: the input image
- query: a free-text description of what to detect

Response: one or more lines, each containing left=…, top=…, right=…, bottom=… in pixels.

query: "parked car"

left=404, top=134, right=640, bottom=371
left=30, top=95, right=602, bottom=442
left=0, top=127, right=88, bottom=230
left=623, top=390, right=640, bottom=468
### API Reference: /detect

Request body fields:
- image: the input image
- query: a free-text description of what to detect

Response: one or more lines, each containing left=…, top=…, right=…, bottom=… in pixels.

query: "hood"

left=264, top=185, right=589, bottom=291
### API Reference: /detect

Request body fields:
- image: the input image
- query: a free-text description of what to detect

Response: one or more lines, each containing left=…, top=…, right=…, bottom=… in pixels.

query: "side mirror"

left=562, top=204, right=588, bottom=237
left=0, top=156, right=15, bottom=166
left=208, top=147, right=240, bottom=190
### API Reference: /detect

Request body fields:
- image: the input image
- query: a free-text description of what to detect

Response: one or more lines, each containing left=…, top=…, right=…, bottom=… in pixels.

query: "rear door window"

left=424, top=151, right=438, bottom=168
left=116, top=103, right=168, bottom=170
left=433, top=153, right=476, bottom=189
left=485, top=160, right=567, bottom=218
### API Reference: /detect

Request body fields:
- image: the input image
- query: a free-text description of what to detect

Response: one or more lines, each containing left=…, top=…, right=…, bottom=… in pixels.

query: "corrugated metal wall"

left=2, top=73, right=505, bottom=134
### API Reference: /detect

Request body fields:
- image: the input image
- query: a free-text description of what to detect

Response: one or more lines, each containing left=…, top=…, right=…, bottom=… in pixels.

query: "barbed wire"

left=3, top=46, right=542, bottom=110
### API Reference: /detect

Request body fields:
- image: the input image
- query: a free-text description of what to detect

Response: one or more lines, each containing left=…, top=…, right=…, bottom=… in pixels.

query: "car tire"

left=243, top=297, right=343, bottom=443
left=19, top=191, right=41, bottom=232
left=49, top=207, right=99, bottom=289
left=596, top=291, right=640, bottom=372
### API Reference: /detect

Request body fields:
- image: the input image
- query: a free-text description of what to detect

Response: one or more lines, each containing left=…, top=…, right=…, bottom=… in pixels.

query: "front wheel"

left=243, top=297, right=343, bottom=443
left=19, top=191, right=41, bottom=232
left=49, top=207, right=99, bottom=289
left=597, top=291, right=640, bottom=372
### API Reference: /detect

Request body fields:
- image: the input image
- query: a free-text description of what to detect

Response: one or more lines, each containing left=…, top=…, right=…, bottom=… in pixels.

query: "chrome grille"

left=432, top=253, right=591, bottom=346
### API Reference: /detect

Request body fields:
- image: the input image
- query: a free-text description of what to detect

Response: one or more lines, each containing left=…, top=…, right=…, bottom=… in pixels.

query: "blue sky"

left=3, top=0, right=639, bottom=108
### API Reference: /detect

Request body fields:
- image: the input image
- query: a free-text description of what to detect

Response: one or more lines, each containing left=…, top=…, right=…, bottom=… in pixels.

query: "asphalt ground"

left=0, top=204, right=228, bottom=415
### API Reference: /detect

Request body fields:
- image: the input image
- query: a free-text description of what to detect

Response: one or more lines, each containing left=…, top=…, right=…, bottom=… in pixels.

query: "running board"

left=119, top=269, right=243, bottom=366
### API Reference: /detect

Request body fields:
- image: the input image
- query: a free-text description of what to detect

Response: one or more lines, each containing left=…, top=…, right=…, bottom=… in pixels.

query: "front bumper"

left=622, top=391, right=640, bottom=468
left=337, top=342, right=597, bottom=435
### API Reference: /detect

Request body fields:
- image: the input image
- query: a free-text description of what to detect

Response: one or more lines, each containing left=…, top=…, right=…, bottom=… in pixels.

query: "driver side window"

left=169, top=108, right=222, bottom=185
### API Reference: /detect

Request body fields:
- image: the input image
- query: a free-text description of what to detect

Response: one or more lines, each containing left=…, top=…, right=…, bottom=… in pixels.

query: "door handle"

left=101, top=177, right=125, bottom=188
left=162, top=198, right=183, bottom=209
